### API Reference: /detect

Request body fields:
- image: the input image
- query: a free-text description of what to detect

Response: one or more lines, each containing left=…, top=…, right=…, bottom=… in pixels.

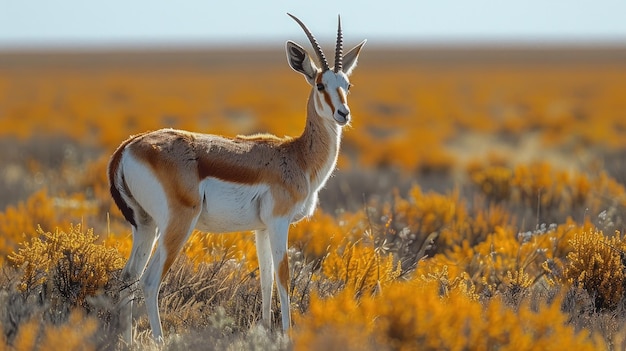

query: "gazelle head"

left=286, top=13, right=366, bottom=126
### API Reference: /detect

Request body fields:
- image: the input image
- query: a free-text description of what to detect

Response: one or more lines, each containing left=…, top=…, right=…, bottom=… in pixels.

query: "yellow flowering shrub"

left=390, top=186, right=462, bottom=238
left=321, top=240, right=401, bottom=297
left=470, top=165, right=514, bottom=202
left=469, top=161, right=625, bottom=225
left=565, top=227, right=626, bottom=309
left=8, top=224, right=124, bottom=306
left=510, top=162, right=593, bottom=214
left=293, top=279, right=604, bottom=351
left=382, top=184, right=517, bottom=275
left=289, top=211, right=367, bottom=260
left=415, top=218, right=588, bottom=298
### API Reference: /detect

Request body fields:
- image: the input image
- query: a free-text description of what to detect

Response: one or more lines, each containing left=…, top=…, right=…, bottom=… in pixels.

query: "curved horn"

left=287, top=13, right=330, bottom=71
left=334, top=15, right=343, bottom=72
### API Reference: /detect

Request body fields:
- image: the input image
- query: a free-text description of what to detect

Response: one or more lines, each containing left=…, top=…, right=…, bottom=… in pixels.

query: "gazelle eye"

left=316, top=83, right=325, bottom=91
left=347, top=83, right=353, bottom=91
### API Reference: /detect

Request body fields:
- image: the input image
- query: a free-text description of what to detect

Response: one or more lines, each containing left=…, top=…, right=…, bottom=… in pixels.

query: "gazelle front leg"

left=268, top=219, right=292, bottom=331
left=255, top=229, right=274, bottom=328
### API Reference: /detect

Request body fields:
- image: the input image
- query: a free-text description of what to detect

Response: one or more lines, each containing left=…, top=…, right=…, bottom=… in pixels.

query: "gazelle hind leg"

left=119, top=218, right=157, bottom=344
left=140, top=208, right=201, bottom=341
left=255, top=229, right=274, bottom=328
left=268, top=219, right=291, bottom=331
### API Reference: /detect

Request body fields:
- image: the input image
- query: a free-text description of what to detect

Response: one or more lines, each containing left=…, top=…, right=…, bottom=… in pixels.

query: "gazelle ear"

left=286, top=41, right=320, bottom=84
left=342, top=39, right=366, bottom=76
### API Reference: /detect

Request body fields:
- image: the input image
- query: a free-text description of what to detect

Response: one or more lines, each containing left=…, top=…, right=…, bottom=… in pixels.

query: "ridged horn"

left=287, top=13, right=330, bottom=71
left=334, top=15, right=343, bottom=72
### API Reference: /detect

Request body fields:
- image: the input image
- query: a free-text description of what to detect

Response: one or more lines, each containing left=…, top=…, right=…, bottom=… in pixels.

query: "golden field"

left=1, top=46, right=626, bottom=350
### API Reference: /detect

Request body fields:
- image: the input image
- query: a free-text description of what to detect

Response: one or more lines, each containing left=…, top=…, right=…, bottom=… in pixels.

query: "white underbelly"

left=195, top=178, right=267, bottom=233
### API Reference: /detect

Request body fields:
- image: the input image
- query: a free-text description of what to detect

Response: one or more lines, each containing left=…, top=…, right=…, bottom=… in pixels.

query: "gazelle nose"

left=334, top=107, right=351, bottom=125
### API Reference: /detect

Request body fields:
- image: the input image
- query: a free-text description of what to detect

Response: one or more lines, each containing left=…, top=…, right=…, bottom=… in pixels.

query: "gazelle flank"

left=108, top=13, right=365, bottom=343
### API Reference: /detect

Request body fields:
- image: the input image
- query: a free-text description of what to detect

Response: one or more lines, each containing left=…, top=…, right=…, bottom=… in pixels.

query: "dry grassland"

left=1, top=46, right=626, bottom=350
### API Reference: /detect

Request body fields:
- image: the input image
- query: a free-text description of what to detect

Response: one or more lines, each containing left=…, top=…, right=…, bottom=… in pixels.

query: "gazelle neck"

left=295, top=89, right=343, bottom=189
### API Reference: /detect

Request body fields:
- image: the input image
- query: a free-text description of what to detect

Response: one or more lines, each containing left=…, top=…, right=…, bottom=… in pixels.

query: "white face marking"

left=314, top=70, right=352, bottom=126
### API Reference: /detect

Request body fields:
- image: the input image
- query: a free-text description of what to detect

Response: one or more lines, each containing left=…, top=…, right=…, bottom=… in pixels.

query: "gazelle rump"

left=108, top=13, right=365, bottom=342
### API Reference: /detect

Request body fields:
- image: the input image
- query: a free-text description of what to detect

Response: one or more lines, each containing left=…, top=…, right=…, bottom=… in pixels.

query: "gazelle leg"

left=140, top=208, right=200, bottom=341
left=268, top=219, right=292, bottom=331
left=255, top=229, right=274, bottom=328
left=119, top=219, right=157, bottom=344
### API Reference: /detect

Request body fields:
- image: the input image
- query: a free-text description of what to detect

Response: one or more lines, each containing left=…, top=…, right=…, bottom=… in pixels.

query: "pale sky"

left=1, top=0, right=625, bottom=50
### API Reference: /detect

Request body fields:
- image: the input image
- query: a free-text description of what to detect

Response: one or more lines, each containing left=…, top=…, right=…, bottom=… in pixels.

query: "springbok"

left=108, top=13, right=365, bottom=342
